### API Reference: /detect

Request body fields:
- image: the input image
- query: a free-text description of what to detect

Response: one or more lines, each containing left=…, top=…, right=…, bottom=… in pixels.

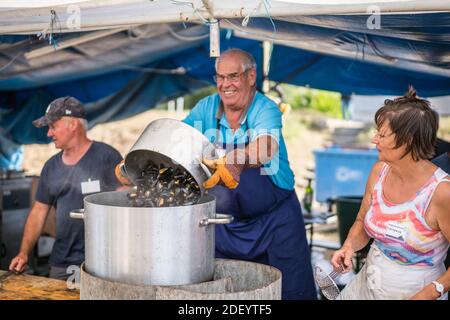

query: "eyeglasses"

left=373, top=129, right=394, bottom=140
left=213, top=69, right=249, bottom=84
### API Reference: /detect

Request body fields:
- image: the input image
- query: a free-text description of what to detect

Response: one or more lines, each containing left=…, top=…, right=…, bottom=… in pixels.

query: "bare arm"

left=228, top=135, right=279, bottom=168
left=341, top=163, right=381, bottom=252
left=9, top=201, right=51, bottom=272
left=203, top=135, right=279, bottom=189
left=331, top=161, right=383, bottom=272
left=410, top=181, right=450, bottom=300
left=247, top=135, right=279, bottom=166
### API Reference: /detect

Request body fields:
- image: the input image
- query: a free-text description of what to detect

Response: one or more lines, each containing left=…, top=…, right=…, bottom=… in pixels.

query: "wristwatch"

left=431, top=281, right=445, bottom=298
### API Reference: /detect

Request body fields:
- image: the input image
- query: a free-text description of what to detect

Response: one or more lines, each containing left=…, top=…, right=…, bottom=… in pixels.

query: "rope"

left=167, top=25, right=209, bottom=42
left=90, top=55, right=188, bottom=74
left=36, top=10, right=62, bottom=49
left=0, top=50, right=23, bottom=73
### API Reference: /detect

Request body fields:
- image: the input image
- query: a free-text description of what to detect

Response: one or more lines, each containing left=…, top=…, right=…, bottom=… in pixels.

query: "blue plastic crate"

left=313, top=147, right=379, bottom=202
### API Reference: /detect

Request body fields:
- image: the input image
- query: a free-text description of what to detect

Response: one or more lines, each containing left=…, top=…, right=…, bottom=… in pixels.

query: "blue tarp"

left=0, top=32, right=263, bottom=144
left=1, top=13, right=450, bottom=168
left=232, top=13, right=450, bottom=95
left=269, top=44, right=450, bottom=96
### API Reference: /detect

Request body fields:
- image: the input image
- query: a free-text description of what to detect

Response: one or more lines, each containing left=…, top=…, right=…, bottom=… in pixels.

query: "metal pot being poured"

left=123, top=118, right=217, bottom=199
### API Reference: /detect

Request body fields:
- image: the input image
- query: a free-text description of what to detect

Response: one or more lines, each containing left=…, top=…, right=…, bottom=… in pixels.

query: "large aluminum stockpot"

left=123, top=118, right=217, bottom=195
left=70, top=190, right=232, bottom=286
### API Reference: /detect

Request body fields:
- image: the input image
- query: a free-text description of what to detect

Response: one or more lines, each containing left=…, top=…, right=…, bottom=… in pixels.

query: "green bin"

left=335, top=196, right=371, bottom=272
left=336, top=196, right=363, bottom=245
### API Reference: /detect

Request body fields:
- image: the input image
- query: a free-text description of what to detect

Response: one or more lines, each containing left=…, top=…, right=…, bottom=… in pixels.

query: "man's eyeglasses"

left=213, top=69, right=249, bottom=83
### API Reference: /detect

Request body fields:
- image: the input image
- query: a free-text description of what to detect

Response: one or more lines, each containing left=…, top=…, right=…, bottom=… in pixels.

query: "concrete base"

left=81, top=259, right=281, bottom=300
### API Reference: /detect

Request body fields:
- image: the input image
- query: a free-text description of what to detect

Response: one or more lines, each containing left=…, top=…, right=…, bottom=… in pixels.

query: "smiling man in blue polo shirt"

left=183, top=48, right=316, bottom=300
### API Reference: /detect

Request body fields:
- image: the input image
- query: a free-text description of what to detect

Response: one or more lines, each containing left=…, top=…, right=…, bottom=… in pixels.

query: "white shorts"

left=337, top=244, right=448, bottom=300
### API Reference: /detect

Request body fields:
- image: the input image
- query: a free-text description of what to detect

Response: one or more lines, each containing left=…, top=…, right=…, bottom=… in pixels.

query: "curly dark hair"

left=374, top=86, right=439, bottom=161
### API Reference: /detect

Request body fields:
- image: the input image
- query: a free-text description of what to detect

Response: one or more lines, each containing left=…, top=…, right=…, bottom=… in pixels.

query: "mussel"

left=127, top=161, right=201, bottom=208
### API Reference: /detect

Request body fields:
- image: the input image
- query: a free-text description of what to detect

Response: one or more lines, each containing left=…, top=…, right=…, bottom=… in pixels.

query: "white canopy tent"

left=1, top=0, right=449, bottom=94
left=1, top=0, right=449, bottom=81
left=1, top=0, right=449, bottom=35
left=349, top=95, right=450, bottom=123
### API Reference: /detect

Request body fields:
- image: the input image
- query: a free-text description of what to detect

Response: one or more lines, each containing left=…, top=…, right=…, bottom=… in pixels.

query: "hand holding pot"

left=115, top=160, right=132, bottom=186
left=202, top=155, right=243, bottom=189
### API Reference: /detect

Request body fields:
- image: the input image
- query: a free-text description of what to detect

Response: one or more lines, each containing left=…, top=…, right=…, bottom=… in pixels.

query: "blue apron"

left=209, top=120, right=317, bottom=300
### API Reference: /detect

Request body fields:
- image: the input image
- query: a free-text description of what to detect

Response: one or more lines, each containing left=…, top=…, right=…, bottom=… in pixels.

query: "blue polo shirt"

left=183, top=92, right=295, bottom=190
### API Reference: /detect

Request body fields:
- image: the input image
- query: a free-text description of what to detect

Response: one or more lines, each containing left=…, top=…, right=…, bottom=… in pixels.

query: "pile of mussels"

left=127, top=162, right=201, bottom=207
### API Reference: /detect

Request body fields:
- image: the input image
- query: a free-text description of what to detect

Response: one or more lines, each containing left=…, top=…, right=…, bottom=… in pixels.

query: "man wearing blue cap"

left=9, top=96, right=123, bottom=280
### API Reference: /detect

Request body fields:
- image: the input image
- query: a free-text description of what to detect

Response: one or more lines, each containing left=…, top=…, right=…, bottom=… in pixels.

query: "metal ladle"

left=314, top=265, right=344, bottom=300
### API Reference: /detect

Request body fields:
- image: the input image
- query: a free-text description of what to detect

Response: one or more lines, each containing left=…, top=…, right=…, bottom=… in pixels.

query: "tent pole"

left=201, top=0, right=220, bottom=58
left=209, top=19, right=220, bottom=58
left=201, top=0, right=214, bottom=19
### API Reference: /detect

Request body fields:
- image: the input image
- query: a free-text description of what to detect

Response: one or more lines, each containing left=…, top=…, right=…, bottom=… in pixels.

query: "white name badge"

left=385, top=221, right=406, bottom=242
left=81, top=179, right=101, bottom=195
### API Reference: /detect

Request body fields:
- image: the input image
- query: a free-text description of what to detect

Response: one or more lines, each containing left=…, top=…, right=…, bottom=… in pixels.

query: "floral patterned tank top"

left=364, top=163, right=449, bottom=266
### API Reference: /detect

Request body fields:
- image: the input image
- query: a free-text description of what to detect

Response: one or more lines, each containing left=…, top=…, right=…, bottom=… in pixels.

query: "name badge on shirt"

left=385, top=221, right=406, bottom=242
left=81, top=179, right=101, bottom=195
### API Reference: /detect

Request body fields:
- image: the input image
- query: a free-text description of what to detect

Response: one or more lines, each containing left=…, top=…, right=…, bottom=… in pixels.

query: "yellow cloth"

left=278, top=102, right=291, bottom=114
left=202, top=156, right=239, bottom=189
left=114, top=160, right=132, bottom=186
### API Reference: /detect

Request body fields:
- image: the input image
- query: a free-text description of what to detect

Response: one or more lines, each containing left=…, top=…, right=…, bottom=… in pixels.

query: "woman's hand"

left=331, top=245, right=354, bottom=273
left=330, top=163, right=383, bottom=274
left=409, top=283, right=442, bottom=300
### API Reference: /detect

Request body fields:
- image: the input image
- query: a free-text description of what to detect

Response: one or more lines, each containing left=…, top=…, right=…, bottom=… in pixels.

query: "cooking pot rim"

left=83, top=190, right=215, bottom=209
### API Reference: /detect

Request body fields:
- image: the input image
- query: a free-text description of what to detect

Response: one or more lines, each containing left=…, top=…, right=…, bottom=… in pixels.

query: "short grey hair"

left=78, top=118, right=89, bottom=131
left=63, top=117, right=88, bottom=131
left=215, top=48, right=257, bottom=73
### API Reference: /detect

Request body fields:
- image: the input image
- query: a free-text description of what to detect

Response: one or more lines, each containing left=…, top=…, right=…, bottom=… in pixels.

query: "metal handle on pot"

left=199, top=213, right=233, bottom=227
left=70, top=209, right=85, bottom=220
left=195, top=156, right=212, bottom=178
left=199, top=161, right=212, bottom=178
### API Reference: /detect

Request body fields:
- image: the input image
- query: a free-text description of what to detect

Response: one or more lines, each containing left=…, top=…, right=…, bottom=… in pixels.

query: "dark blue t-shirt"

left=35, top=141, right=123, bottom=267
left=432, top=152, right=450, bottom=175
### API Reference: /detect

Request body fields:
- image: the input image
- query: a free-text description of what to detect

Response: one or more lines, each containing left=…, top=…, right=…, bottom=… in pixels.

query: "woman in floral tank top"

left=331, top=87, right=450, bottom=300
